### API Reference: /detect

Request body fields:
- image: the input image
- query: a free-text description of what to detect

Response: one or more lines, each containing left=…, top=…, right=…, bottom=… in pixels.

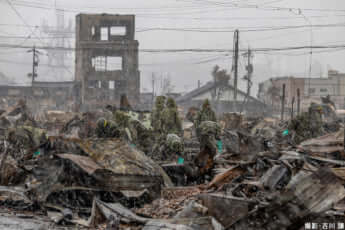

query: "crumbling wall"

left=75, top=14, right=140, bottom=109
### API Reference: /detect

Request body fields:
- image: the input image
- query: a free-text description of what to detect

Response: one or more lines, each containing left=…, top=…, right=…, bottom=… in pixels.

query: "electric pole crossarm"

left=233, top=30, right=239, bottom=102
left=27, top=46, right=41, bottom=85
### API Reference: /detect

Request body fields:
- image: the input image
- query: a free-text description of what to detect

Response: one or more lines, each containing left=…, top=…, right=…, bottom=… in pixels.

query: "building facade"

left=75, top=14, right=140, bottom=109
left=258, top=70, right=345, bottom=113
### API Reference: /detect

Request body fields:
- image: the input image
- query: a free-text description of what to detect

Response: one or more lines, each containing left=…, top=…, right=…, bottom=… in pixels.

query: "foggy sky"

left=0, top=0, right=345, bottom=96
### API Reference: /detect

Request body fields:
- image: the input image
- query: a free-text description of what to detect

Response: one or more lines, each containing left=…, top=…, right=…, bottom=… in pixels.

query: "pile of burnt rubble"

left=0, top=100, right=345, bottom=230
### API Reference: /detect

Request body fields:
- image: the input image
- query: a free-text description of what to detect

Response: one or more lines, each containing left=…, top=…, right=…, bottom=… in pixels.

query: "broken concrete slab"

left=198, top=194, right=255, bottom=228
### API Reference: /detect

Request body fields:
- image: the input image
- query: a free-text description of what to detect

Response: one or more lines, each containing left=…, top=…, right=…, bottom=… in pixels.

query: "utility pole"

left=281, top=84, right=286, bottom=121
left=297, top=88, right=301, bottom=115
left=27, top=46, right=41, bottom=85
left=291, top=96, right=295, bottom=119
left=151, top=73, right=155, bottom=104
left=240, top=47, right=253, bottom=114
left=233, top=29, right=239, bottom=101
left=243, top=47, right=253, bottom=97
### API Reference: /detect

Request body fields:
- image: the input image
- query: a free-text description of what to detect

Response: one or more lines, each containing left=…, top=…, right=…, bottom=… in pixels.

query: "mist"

left=0, top=0, right=345, bottom=96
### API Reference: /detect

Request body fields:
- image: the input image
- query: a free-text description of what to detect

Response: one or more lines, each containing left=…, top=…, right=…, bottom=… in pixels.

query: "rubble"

left=0, top=99, right=344, bottom=229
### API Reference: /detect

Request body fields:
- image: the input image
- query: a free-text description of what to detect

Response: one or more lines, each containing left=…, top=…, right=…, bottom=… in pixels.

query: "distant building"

left=258, top=70, right=345, bottom=113
left=258, top=76, right=304, bottom=114
left=0, top=81, right=78, bottom=111
left=176, top=81, right=268, bottom=116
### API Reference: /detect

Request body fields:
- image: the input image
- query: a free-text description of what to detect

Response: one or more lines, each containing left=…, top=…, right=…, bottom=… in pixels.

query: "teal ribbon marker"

left=282, top=129, right=289, bottom=136
left=178, top=157, right=184, bottom=164
left=217, top=140, right=223, bottom=153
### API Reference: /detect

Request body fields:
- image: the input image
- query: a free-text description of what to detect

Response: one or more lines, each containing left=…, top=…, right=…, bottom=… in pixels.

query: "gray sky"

left=0, top=0, right=345, bottom=96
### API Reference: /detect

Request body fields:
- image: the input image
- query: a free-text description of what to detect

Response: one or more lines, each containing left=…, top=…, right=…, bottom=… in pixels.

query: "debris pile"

left=0, top=99, right=345, bottom=229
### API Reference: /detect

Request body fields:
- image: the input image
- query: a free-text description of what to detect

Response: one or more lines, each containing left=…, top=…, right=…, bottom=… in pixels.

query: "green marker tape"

left=217, top=140, right=223, bottom=153
left=282, top=130, right=289, bottom=136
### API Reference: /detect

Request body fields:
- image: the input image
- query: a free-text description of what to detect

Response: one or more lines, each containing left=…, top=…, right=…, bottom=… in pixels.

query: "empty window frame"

left=92, top=56, right=122, bottom=71
left=92, top=56, right=106, bottom=71
left=110, top=26, right=126, bottom=36
left=109, top=80, right=115, bottom=89
left=309, top=88, right=316, bottom=94
left=100, top=27, right=108, bottom=41
left=320, top=88, right=328, bottom=93
left=91, top=26, right=95, bottom=36
left=107, top=57, right=122, bottom=70
left=87, top=80, right=98, bottom=88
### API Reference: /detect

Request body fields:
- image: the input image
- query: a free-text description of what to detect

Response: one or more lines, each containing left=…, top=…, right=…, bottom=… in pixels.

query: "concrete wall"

left=258, top=71, right=345, bottom=112
left=258, top=77, right=304, bottom=114
left=75, top=14, right=140, bottom=108
left=304, top=78, right=338, bottom=97
left=0, top=84, right=78, bottom=112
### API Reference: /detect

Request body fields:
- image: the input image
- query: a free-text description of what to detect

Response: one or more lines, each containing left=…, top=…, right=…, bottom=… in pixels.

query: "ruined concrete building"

left=75, top=14, right=140, bottom=109
left=0, top=14, right=140, bottom=112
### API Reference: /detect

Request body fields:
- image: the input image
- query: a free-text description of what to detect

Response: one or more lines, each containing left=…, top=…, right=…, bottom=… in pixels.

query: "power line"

left=10, top=0, right=214, bottom=11
left=0, top=43, right=344, bottom=52
left=184, top=0, right=345, bottom=13
left=136, top=22, right=345, bottom=33
left=7, top=0, right=345, bottom=17
left=0, top=21, right=342, bottom=39
left=3, top=0, right=46, bottom=46
left=3, top=0, right=226, bottom=15
left=135, top=14, right=345, bottom=21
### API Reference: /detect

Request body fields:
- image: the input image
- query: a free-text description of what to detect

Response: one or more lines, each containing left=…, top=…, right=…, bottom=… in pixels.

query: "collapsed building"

left=0, top=98, right=344, bottom=229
